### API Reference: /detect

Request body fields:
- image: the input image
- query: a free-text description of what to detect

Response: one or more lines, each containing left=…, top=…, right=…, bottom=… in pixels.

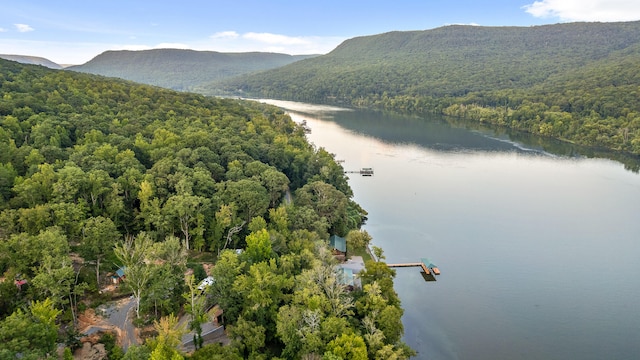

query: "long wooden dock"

left=387, top=258, right=440, bottom=276
left=344, top=167, right=374, bottom=176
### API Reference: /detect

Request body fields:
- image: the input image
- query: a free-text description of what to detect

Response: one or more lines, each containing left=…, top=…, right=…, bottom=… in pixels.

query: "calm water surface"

left=262, top=100, right=640, bottom=360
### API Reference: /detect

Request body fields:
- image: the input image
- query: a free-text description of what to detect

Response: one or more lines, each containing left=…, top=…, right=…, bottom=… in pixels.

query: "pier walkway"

left=387, top=258, right=440, bottom=275
left=345, top=167, right=374, bottom=176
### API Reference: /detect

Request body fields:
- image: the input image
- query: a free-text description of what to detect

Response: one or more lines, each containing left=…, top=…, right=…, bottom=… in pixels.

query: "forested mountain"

left=0, top=54, right=63, bottom=69
left=68, top=49, right=316, bottom=91
left=222, top=21, right=640, bottom=155
left=0, top=58, right=412, bottom=359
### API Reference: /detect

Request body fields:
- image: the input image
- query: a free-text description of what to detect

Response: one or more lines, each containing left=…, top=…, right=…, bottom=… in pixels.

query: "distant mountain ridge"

left=68, top=49, right=317, bottom=91
left=223, top=21, right=640, bottom=98
left=220, top=21, right=640, bottom=155
left=0, top=54, right=63, bottom=69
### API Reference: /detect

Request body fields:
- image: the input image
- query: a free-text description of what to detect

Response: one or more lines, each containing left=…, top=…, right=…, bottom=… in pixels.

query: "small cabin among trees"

left=111, top=267, right=126, bottom=284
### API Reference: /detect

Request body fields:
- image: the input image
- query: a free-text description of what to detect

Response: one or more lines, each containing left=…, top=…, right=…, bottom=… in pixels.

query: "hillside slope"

left=223, top=21, right=640, bottom=154
left=68, top=48, right=316, bottom=91
left=0, top=54, right=63, bottom=69
left=0, top=58, right=415, bottom=359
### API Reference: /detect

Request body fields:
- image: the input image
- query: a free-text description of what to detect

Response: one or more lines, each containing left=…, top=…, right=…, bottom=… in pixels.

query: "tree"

left=358, top=249, right=400, bottom=308
left=207, top=250, right=245, bottom=324
left=151, top=235, right=188, bottom=271
left=121, top=344, right=151, bottom=360
left=296, top=263, right=354, bottom=319
left=276, top=305, right=304, bottom=358
left=31, top=254, right=74, bottom=309
left=233, top=260, right=294, bottom=343
left=260, top=168, right=290, bottom=207
left=346, top=229, right=372, bottom=252
left=268, top=206, right=289, bottom=235
left=212, top=203, right=234, bottom=252
left=211, top=203, right=247, bottom=254
left=87, top=169, right=113, bottom=214
left=225, top=159, right=245, bottom=181
left=248, top=216, right=267, bottom=233
left=0, top=298, right=61, bottom=359
left=183, top=275, right=208, bottom=350
left=243, top=229, right=273, bottom=264
left=376, top=305, right=404, bottom=345
left=225, top=179, right=270, bottom=223
left=0, top=280, right=19, bottom=318
left=374, top=344, right=414, bottom=360
left=144, top=264, right=183, bottom=318
left=114, top=233, right=154, bottom=318
left=189, top=343, right=242, bottom=360
left=0, top=162, right=17, bottom=203
left=18, top=227, right=70, bottom=277
left=295, top=181, right=349, bottom=235
left=17, top=204, right=52, bottom=235
left=52, top=163, right=88, bottom=203
left=50, top=202, right=87, bottom=240
left=137, top=236, right=186, bottom=314
left=163, top=194, right=210, bottom=250
left=81, top=216, right=121, bottom=287
left=229, top=316, right=266, bottom=357
left=12, top=163, right=56, bottom=207
left=138, top=179, right=164, bottom=233
left=324, top=333, right=368, bottom=360
left=148, top=314, right=186, bottom=360
left=287, top=205, right=330, bottom=239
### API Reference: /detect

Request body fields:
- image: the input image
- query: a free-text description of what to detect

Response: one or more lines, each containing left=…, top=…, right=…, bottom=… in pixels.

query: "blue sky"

left=1, top=0, right=639, bottom=64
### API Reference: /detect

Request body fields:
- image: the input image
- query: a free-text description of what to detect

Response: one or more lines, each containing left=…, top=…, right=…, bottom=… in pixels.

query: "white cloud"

left=205, top=31, right=345, bottom=55
left=15, top=24, right=34, bottom=32
left=243, top=32, right=309, bottom=46
left=210, top=31, right=239, bottom=40
left=523, top=0, right=640, bottom=22
left=0, top=28, right=6, bottom=32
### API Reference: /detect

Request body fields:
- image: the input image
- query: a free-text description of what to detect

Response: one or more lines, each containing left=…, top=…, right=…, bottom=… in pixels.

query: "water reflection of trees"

left=444, top=116, right=640, bottom=173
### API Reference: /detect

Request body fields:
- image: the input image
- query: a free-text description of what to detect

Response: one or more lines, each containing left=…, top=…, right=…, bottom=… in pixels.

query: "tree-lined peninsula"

left=0, top=58, right=413, bottom=359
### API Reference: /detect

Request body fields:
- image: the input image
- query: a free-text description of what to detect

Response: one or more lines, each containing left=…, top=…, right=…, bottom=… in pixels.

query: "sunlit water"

left=261, top=100, right=640, bottom=360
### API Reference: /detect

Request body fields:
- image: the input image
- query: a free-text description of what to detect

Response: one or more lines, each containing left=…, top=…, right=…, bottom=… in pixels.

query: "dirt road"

left=80, top=297, right=139, bottom=350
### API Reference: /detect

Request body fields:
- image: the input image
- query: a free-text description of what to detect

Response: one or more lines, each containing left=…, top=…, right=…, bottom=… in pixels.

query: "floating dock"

left=387, top=258, right=440, bottom=276
left=345, top=167, right=374, bottom=176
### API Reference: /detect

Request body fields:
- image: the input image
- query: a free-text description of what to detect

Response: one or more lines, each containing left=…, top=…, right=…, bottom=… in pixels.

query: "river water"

left=261, top=100, right=640, bottom=360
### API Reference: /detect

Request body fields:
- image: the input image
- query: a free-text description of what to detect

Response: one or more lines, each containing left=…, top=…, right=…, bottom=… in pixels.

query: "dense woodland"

left=219, top=21, right=640, bottom=155
left=0, top=59, right=415, bottom=359
left=69, top=49, right=316, bottom=92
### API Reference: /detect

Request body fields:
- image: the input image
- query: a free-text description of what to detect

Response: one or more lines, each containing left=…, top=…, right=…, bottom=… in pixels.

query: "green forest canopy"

left=0, top=58, right=413, bottom=359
